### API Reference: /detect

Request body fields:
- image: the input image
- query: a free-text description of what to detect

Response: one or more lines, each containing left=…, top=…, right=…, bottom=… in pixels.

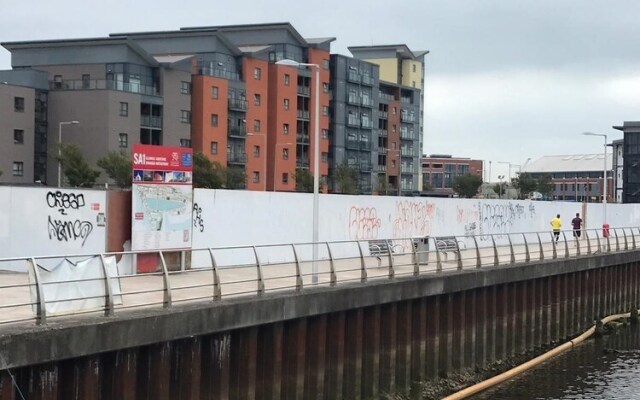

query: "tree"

left=452, top=174, right=483, bottom=198
left=377, top=175, right=390, bottom=195
left=226, top=166, right=247, bottom=189
left=493, top=183, right=506, bottom=198
left=511, top=172, right=537, bottom=199
left=57, top=143, right=100, bottom=187
left=332, top=163, right=359, bottom=194
left=536, top=174, right=554, bottom=197
left=294, top=168, right=314, bottom=193
left=192, top=152, right=225, bottom=189
left=97, top=150, right=132, bottom=188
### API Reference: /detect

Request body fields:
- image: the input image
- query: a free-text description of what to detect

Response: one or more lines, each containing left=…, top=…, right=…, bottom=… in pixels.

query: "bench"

left=369, top=240, right=393, bottom=267
left=434, top=236, right=461, bottom=262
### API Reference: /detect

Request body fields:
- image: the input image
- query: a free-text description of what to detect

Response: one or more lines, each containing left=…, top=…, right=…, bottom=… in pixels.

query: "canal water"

left=472, top=323, right=640, bottom=399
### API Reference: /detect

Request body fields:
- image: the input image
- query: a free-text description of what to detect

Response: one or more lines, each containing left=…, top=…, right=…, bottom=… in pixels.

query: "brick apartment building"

left=421, top=154, right=483, bottom=196
left=0, top=23, right=426, bottom=194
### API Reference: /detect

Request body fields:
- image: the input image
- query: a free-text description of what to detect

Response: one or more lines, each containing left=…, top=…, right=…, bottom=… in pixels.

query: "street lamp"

left=274, top=143, right=293, bottom=191
left=247, top=132, right=267, bottom=191
left=582, top=132, right=608, bottom=225
left=276, top=59, right=321, bottom=283
left=58, top=120, right=80, bottom=186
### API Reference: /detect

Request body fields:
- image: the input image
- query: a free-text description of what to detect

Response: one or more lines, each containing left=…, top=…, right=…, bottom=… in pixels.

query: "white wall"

left=0, top=187, right=107, bottom=271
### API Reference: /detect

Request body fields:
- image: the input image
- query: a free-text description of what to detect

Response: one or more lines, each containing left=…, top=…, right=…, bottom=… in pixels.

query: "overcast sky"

left=3, top=0, right=640, bottom=180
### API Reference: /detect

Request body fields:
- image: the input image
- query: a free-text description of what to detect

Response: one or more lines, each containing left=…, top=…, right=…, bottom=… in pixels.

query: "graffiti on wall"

left=478, top=201, right=537, bottom=237
left=46, top=191, right=94, bottom=246
left=348, top=206, right=381, bottom=240
left=193, top=203, right=205, bottom=233
left=392, top=200, right=435, bottom=238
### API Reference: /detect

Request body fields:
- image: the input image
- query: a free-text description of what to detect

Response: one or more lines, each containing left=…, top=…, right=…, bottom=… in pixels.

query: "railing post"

left=326, top=242, right=337, bottom=286
left=435, top=238, right=443, bottom=272
left=550, top=232, right=557, bottom=259
left=98, top=254, right=115, bottom=317
left=252, top=246, right=265, bottom=295
left=585, top=230, right=592, bottom=255
left=561, top=232, right=569, bottom=258
left=507, top=234, right=515, bottom=264
left=207, top=248, right=222, bottom=300
left=575, top=232, right=581, bottom=257
left=357, top=241, right=368, bottom=283
left=606, top=231, right=612, bottom=253
left=536, top=232, right=544, bottom=260
left=27, top=258, right=47, bottom=325
left=623, top=228, right=629, bottom=250
left=158, top=251, right=172, bottom=308
left=613, top=229, right=620, bottom=251
left=386, top=239, right=395, bottom=279
left=291, top=244, right=303, bottom=291
left=411, top=239, right=419, bottom=276
left=523, top=233, right=532, bottom=262
left=595, top=230, right=602, bottom=253
left=632, top=228, right=637, bottom=249
left=472, top=236, right=481, bottom=268
left=455, top=238, right=463, bottom=271
left=490, top=235, right=499, bottom=267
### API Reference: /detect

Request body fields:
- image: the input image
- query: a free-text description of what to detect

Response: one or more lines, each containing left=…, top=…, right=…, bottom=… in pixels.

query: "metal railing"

left=0, top=226, right=637, bottom=327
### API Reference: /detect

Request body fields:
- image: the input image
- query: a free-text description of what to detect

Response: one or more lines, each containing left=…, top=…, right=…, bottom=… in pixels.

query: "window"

left=119, top=102, right=128, bottom=117
left=211, top=86, right=219, bottom=99
left=282, top=172, right=289, bottom=184
left=53, top=75, right=63, bottom=89
left=282, top=148, right=289, bottom=160
left=82, top=74, right=90, bottom=89
left=253, top=171, right=260, bottom=183
left=392, top=125, right=397, bottom=133
left=118, top=133, right=128, bottom=148
left=284, top=74, right=290, bottom=86
left=180, top=139, right=192, bottom=148
left=323, top=59, right=330, bottom=70
left=254, top=94, right=261, bottom=106
left=391, top=160, right=396, bottom=168
left=412, top=64, right=416, bottom=73
left=210, top=141, right=218, bottom=155
left=211, top=114, right=218, bottom=127
left=322, top=152, right=328, bottom=163
left=322, top=129, right=329, bottom=139
left=412, top=81, right=416, bottom=88
left=14, top=97, right=24, bottom=112
left=283, top=98, right=290, bottom=110
left=322, top=106, right=329, bottom=116
left=283, top=123, right=289, bottom=135
left=253, top=145, right=260, bottom=157
left=254, top=67, right=262, bottom=80
left=13, top=129, right=24, bottom=144
left=181, top=81, right=191, bottom=94
left=253, top=119, right=261, bottom=132
left=323, top=82, right=329, bottom=93
left=392, top=107, right=397, bottom=115
left=180, top=110, right=191, bottom=123
left=12, top=162, right=23, bottom=176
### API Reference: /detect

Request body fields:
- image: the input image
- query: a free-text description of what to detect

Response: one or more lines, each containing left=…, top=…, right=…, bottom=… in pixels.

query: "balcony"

left=400, top=97, right=412, bottom=104
left=378, top=147, right=387, bottom=155
left=360, top=161, right=372, bottom=171
left=401, top=165, right=415, bottom=174
left=346, top=140, right=359, bottom=150
left=401, top=148, right=414, bottom=157
left=347, top=95, right=360, bottom=105
left=347, top=118, right=361, bottom=127
left=379, top=111, right=388, bottom=119
left=361, top=97, right=374, bottom=108
left=400, top=129, right=415, bottom=140
left=297, top=133, right=310, bottom=143
left=228, top=126, right=247, bottom=138
left=297, top=158, right=310, bottom=168
left=50, top=79, right=160, bottom=96
left=297, top=86, right=310, bottom=96
left=228, top=98, right=248, bottom=111
left=199, top=67, right=240, bottom=81
left=376, top=164, right=387, bottom=173
left=141, top=115, right=162, bottom=129
left=361, top=75, right=374, bottom=86
left=227, top=152, right=247, bottom=164
left=359, top=183, right=373, bottom=193
left=347, top=71, right=360, bottom=83
left=361, top=120, right=373, bottom=129
left=360, top=140, right=372, bottom=150
left=379, top=92, right=395, bottom=102
left=379, top=129, right=388, bottom=137
left=297, top=110, right=310, bottom=120
left=400, top=113, right=416, bottom=123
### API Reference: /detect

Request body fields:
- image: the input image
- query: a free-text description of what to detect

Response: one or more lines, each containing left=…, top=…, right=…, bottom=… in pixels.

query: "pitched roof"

left=521, top=154, right=612, bottom=173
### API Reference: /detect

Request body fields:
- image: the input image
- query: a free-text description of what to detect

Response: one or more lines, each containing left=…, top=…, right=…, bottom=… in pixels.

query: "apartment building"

left=0, top=69, right=49, bottom=184
left=614, top=121, right=640, bottom=203
left=1, top=24, right=425, bottom=195
left=421, top=155, right=483, bottom=196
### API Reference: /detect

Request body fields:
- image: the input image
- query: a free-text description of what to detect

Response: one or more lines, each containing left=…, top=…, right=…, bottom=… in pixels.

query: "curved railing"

left=0, top=226, right=637, bottom=327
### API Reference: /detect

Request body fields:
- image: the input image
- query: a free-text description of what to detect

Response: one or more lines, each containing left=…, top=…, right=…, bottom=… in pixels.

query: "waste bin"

left=602, top=223, right=610, bottom=238
left=412, top=236, right=430, bottom=264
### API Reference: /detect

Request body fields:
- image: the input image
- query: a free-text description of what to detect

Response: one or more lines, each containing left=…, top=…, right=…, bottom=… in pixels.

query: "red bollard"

left=602, top=223, right=610, bottom=238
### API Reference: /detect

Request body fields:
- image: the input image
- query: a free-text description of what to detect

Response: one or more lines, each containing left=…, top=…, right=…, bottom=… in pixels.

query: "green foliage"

left=536, top=174, right=554, bottom=196
left=294, top=168, right=314, bottom=193
left=97, top=150, right=132, bottom=188
left=332, top=163, right=359, bottom=194
left=226, top=166, right=247, bottom=190
left=377, top=175, right=390, bottom=195
left=511, top=173, right=537, bottom=199
left=493, top=183, right=506, bottom=198
left=452, top=174, right=483, bottom=198
left=192, top=152, right=225, bottom=189
left=57, top=143, right=100, bottom=188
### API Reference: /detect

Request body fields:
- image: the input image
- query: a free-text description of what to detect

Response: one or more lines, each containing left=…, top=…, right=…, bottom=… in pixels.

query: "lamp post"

left=274, top=142, right=293, bottom=191
left=247, top=132, right=267, bottom=191
left=58, top=120, right=80, bottom=187
left=276, top=59, right=321, bottom=283
left=582, top=132, right=608, bottom=225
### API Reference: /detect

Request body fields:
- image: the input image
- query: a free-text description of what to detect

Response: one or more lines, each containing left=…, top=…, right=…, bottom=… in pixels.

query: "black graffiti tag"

left=193, top=203, right=205, bottom=233
left=47, top=216, right=94, bottom=246
left=46, top=191, right=86, bottom=215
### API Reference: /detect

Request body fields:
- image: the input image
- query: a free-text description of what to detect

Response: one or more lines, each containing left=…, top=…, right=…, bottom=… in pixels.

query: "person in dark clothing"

left=571, top=213, right=583, bottom=239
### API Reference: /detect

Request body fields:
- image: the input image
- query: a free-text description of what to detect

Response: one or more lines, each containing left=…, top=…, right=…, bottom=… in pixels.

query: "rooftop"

left=521, top=154, right=612, bottom=173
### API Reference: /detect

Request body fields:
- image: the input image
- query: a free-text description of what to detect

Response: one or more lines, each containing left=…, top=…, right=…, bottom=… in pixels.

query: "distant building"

left=610, top=139, right=624, bottom=203
left=613, top=122, right=640, bottom=203
left=520, top=154, right=612, bottom=202
left=421, top=154, right=483, bottom=196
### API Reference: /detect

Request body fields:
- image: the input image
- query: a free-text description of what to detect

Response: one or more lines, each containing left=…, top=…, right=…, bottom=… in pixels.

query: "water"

left=473, top=323, right=640, bottom=399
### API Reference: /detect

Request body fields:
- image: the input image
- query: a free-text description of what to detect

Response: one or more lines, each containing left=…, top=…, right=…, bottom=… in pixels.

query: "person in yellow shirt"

left=550, top=214, right=562, bottom=242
